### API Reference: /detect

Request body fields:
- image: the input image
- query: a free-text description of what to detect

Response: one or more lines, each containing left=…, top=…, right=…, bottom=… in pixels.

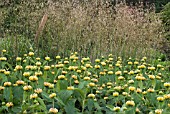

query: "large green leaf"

left=57, top=80, right=68, bottom=92
left=37, top=97, right=47, bottom=112
left=74, top=88, right=85, bottom=99
left=3, top=87, right=10, bottom=101
left=58, top=90, right=73, bottom=104
left=87, top=99, right=94, bottom=112
left=65, top=100, right=77, bottom=114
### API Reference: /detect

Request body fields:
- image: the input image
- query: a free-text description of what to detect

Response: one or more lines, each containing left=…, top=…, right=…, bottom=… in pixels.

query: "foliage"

left=160, top=2, right=170, bottom=59
left=0, top=50, right=170, bottom=113
left=161, top=2, right=170, bottom=41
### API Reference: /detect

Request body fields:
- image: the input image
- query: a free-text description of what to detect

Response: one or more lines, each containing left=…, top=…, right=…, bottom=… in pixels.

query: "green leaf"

left=11, top=106, right=21, bottom=113
left=37, top=97, right=47, bottom=112
left=78, top=81, right=88, bottom=89
left=3, top=87, right=10, bottom=101
left=38, top=77, right=44, bottom=88
left=57, top=80, right=68, bottom=92
left=74, top=88, right=85, bottom=99
left=13, top=86, right=23, bottom=101
left=58, top=90, right=73, bottom=104
left=65, top=100, right=77, bottom=114
left=54, top=97, right=65, bottom=106
left=41, top=92, right=51, bottom=101
left=106, top=105, right=114, bottom=111
left=87, top=99, right=94, bottom=112
left=94, top=102, right=102, bottom=110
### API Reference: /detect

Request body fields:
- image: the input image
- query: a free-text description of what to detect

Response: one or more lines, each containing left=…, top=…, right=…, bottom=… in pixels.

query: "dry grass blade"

left=34, top=13, right=48, bottom=47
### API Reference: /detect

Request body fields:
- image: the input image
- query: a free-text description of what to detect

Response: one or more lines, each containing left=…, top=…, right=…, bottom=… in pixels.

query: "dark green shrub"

left=161, top=2, right=170, bottom=41
left=160, top=2, right=170, bottom=59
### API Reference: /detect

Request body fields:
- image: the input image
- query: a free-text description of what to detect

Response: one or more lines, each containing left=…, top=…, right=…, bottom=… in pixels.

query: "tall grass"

left=0, top=1, right=164, bottom=61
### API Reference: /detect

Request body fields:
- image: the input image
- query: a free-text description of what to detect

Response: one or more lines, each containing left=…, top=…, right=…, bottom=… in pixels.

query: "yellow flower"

left=44, top=82, right=51, bottom=87
left=118, top=76, right=125, bottom=80
left=122, top=92, right=128, bottom=96
left=89, top=83, right=96, bottom=87
left=129, top=86, right=135, bottom=91
left=16, top=57, right=22, bottom=61
left=168, top=104, right=170, bottom=107
left=28, top=52, right=34, bottom=56
left=164, top=82, right=170, bottom=87
left=128, top=62, right=133, bottom=65
left=74, top=80, right=79, bottom=84
left=84, top=77, right=90, bottom=81
left=136, top=88, right=142, bottom=93
left=128, top=80, right=134, bottom=84
left=67, top=86, right=74, bottom=90
left=95, top=59, right=100, bottom=63
left=2, top=49, right=6, bottom=53
left=115, top=71, right=121, bottom=75
left=72, top=75, right=77, bottom=80
left=113, top=92, right=119, bottom=97
left=148, top=66, right=156, bottom=70
left=147, top=88, right=155, bottom=93
left=134, top=61, right=139, bottom=65
left=15, top=65, right=23, bottom=70
left=34, top=88, right=43, bottom=94
left=115, top=63, right=121, bottom=67
left=49, top=93, right=56, bottom=98
left=0, top=86, right=5, bottom=90
left=45, top=56, right=50, bottom=61
left=94, top=65, right=100, bottom=69
left=56, top=56, right=61, bottom=59
left=30, top=93, right=38, bottom=99
left=49, top=108, right=58, bottom=114
left=155, top=109, right=163, bottom=114
left=4, top=82, right=12, bottom=87
left=87, top=94, right=95, bottom=99
left=138, top=65, right=146, bottom=69
left=76, top=70, right=81, bottom=73
left=58, top=75, right=66, bottom=80
left=6, top=102, right=13, bottom=107
left=36, top=62, right=41, bottom=66
left=44, top=66, right=51, bottom=71
left=35, top=71, right=43, bottom=76
left=157, top=64, right=162, bottom=68
left=16, top=80, right=25, bottom=85
left=164, top=94, right=170, bottom=99
left=107, top=82, right=112, bottom=86
left=23, top=85, right=32, bottom=91
left=157, top=97, right=164, bottom=102
left=128, top=70, right=134, bottom=75
left=0, top=57, right=7, bottom=61
left=114, top=86, right=122, bottom=91
left=108, top=71, right=113, bottom=75
left=113, top=107, right=120, bottom=111
left=109, top=58, right=113, bottom=61
left=29, top=76, right=38, bottom=81
left=62, top=71, right=67, bottom=75
left=23, top=72, right=30, bottom=77
left=64, top=61, right=69, bottom=64
left=104, top=97, right=108, bottom=100
left=148, top=75, right=155, bottom=80
left=85, top=63, right=91, bottom=68
left=91, top=78, right=98, bottom=83
left=4, top=71, right=10, bottom=75
left=101, top=62, right=106, bottom=66
left=126, top=101, right=135, bottom=106
left=36, top=57, right=41, bottom=60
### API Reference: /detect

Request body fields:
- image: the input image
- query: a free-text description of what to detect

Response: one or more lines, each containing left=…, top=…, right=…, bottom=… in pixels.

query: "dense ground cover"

left=0, top=50, right=170, bottom=114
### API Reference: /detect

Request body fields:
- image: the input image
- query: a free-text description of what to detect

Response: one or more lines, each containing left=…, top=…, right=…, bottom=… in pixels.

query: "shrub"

left=160, top=2, right=170, bottom=59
